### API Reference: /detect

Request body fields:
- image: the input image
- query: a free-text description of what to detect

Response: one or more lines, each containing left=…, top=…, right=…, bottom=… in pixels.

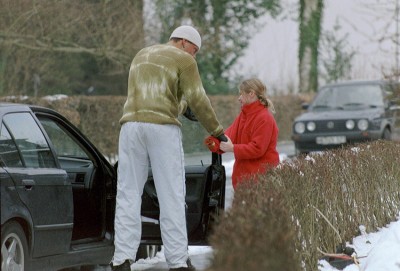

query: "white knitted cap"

left=170, top=25, right=202, bottom=50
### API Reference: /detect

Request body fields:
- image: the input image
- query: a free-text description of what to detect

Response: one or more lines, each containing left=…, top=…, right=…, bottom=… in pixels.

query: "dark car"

left=292, top=80, right=400, bottom=154
left=1, top=103, right=226, bottom=271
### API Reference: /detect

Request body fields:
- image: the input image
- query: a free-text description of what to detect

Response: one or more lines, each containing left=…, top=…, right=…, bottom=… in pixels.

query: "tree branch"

left=0, top=32, right=131, bottom=65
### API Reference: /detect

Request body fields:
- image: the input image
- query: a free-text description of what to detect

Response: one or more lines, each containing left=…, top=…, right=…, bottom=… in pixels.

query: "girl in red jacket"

left=220, top=78, right=280, bottom=189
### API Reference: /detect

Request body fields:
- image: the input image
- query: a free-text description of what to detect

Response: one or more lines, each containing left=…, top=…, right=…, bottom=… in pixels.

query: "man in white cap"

left=110, top=25, right=226, bottom=271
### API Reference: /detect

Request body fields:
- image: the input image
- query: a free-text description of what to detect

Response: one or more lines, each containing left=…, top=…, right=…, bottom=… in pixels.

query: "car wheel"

left=295, top=147, right=307, bottom=156
left=382, top=128, right=391, bottom=140
left=135, top=245, right=161, bottom=260
left=1, top=221, right=29, bottom=271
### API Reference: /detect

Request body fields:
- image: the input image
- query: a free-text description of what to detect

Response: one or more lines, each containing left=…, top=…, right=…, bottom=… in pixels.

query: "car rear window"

left=1, top=113, right=57, bottom=168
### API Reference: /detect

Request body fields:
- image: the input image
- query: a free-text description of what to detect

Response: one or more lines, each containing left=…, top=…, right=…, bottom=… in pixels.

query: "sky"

left=126, top=154, right=400, bottom=270
left=233, top=0, right=399, bottom=93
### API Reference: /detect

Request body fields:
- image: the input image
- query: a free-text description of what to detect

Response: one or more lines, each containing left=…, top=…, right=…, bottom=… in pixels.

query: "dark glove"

left=217, top=134, right=228, bottom=142
left=183, top=107, right=198, bottom=121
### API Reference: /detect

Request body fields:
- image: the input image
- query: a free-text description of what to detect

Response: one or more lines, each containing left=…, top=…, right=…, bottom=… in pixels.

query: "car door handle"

left=22, top=179, right=35, bottom=190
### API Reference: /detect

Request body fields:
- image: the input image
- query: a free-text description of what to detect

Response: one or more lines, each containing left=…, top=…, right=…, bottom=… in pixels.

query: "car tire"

left=382, top=128, right=391, bottom=140
left=135, top=245, right=161, bottom=261
left=295, top=147, right=308, bottom=156
left=1, top=221, right=29, bottom=271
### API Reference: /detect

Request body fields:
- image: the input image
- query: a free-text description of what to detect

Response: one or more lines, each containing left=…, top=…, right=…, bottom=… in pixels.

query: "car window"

left=2, top=113, right=57, bottom=168
left=0, top=123, right=23, bottom=167
left=312, top=84, right=384, bottom=110
left=37, top=116, right=89, bottom=160
left=180, top=116, right=209, bottom=154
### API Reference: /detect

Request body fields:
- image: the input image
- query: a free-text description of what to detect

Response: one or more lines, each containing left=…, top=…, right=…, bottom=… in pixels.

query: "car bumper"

left=292, top=130, right=382, bottom=153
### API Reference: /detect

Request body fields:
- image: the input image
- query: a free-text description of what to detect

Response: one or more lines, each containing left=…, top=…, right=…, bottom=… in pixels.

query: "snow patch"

left=42, top=94, right=68, bottom=101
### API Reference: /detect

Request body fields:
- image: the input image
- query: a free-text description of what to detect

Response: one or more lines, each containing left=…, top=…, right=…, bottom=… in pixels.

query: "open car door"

left=140, top=152, right=226, bottom=245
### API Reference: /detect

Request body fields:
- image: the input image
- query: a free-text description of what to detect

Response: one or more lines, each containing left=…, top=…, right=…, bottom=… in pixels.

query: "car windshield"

left=310, top=84, right=384, bottom=111
left=180, top=116, right=212, bottom=165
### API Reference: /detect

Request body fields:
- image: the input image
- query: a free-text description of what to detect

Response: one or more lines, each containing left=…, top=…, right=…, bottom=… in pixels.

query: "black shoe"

left=169, top=258, right=196, bottom=271
left=169, top=267, right=196, bottom=271
left=110, top=260, right=131, bottom=271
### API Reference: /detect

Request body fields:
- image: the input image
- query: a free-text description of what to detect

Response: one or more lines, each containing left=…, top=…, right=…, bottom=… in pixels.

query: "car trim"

left=34, top=223, right=73, bottom=231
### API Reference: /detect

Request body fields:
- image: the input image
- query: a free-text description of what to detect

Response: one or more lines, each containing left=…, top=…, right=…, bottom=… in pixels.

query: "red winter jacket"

left=225, top=100, right=279, bottom=189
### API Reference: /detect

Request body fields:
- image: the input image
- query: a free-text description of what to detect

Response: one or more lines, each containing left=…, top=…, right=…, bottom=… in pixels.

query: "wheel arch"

left=382, top=125, right=392, bottom=139
left=2, top=216, right=33, bottom=257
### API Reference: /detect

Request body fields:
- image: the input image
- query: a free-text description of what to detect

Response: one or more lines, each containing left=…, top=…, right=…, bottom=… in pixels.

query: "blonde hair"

left=239, top=78, right=275, bottom=114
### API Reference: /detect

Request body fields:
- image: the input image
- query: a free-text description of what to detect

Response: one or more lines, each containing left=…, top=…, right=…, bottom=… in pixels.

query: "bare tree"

left=0, top=0, right=145, bottom=95
left=358, top=0, right=400, bottom=80
left=320, top=20, right=355, bottom=84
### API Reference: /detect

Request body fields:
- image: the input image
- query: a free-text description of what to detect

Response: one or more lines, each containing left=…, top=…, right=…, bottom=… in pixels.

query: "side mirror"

left=389, top=98, right=400, bottom=110
left=302, top=103, right=309, bottom=110
left=389, top=105, right=400, bottom=111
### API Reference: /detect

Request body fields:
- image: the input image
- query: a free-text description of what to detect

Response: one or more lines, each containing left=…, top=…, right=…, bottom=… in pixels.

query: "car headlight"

left=294, top=122, right=305, bottom=134
left=346, top=120, right=355, bottom=130
left=357, top=119, right=369, bottom=131
left=307, top=122, right=316, bottom=131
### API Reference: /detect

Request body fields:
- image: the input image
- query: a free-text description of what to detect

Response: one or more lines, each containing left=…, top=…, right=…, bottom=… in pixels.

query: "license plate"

left=316, top=136, right=346, bottom=145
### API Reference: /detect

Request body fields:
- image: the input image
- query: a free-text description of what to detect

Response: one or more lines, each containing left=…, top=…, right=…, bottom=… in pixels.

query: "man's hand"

left=204, top=136, right=224, bottom=154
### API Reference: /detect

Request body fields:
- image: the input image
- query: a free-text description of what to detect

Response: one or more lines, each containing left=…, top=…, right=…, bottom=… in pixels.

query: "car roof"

left=0, top=102, right=31, bottom=111
left=0, top=102, right=47, bottom=110
left=0, top=102, right=29, bottom=108
left=0, top=102, right=59, bottom=116
left=321, top=79, right=397, bottom=89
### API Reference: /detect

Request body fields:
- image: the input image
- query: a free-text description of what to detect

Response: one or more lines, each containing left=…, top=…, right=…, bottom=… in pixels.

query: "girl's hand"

left=220, top=136, right=234, bottom=152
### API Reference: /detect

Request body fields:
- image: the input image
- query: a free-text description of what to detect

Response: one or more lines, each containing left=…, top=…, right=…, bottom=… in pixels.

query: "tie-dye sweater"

left=120, top=44, right=224, bottom=137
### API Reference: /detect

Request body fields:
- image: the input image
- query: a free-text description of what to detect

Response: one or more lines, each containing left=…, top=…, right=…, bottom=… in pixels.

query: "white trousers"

left=112, top=122, right=189, bottom=268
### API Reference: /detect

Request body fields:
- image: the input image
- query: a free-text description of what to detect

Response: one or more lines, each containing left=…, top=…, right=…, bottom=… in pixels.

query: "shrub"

left=208, top=140, right=400, bottom=270
left=207, top=182, right=301, bottom=271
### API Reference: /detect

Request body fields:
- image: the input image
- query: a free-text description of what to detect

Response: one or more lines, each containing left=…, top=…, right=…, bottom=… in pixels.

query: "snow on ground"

left=132, top=152, right=400, bottom=270
left=132, top=246, right=213, bottom=270
left=319, top=218, right=400, bottom=270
